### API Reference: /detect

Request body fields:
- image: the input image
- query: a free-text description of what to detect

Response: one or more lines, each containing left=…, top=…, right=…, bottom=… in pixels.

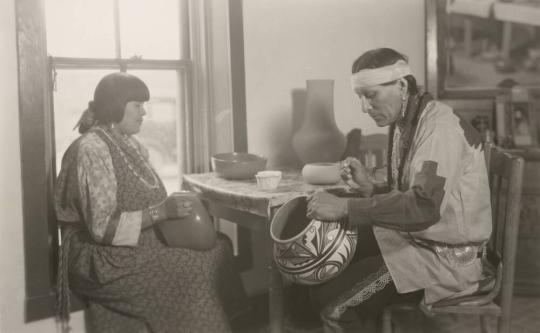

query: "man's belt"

left=412, top=238, right=486, bottom=266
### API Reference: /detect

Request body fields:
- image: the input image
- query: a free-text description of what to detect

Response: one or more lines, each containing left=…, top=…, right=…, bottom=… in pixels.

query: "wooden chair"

left=342, top=129, right=388, bottom=169
left=381, top=143, right=524, bottom=333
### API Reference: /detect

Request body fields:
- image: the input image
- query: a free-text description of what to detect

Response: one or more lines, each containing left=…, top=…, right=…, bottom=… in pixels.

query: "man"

left=306, top=48, right=492, bottom=332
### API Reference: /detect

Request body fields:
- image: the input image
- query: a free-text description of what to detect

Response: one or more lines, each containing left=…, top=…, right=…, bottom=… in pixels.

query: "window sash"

left=17, top=0, right=194, bottom=321
left=50, top=57, right=190, bottom=70
left=49, top=61, right=192, bottom=191
left=17, top=0, right=242, bottom=322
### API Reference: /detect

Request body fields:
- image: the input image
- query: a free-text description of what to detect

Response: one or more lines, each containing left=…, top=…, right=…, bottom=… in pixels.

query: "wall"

left=243, top=0, right=426, bottom=167
left=209, top=0, right=235, bottom=154
left=0, top=0, right=86, bottom=332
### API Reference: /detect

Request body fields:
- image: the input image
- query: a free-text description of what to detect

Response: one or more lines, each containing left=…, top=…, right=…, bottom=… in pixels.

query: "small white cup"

left=255, top=170, right=282, bottom=190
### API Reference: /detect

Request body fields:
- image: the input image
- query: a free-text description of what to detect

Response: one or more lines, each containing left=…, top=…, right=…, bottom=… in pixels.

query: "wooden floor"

left=232, top=295, right=540, bottom=333
left=389, top=296, right=540, bottom=333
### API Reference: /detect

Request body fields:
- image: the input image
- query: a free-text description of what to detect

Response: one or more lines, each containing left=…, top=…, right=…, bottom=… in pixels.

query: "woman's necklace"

left=96, top=126, right=161, bottom=190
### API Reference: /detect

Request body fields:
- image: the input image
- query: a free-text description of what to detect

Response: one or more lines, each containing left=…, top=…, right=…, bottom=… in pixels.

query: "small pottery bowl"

left=156, top=191, right=217, bottom=251
left=211, top=152, right=267, bottom=180
left=302, top=162, right=341, bottom=185
left=270, top=196, right=358, bottom=285
left=255, top=170, right=282, bottom=190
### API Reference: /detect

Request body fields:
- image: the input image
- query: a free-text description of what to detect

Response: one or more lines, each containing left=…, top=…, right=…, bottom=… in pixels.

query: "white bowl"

left=302, top=162, right=341, bottom=185
left=255, top=170, right=282, bottom=190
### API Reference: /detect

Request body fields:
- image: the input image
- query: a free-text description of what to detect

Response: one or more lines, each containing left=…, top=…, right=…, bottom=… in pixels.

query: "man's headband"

left=350, top=60, right=412, bottom=90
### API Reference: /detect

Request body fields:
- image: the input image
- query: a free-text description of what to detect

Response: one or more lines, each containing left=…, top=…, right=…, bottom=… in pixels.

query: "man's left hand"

left=306, top=191, right=348, bottom=222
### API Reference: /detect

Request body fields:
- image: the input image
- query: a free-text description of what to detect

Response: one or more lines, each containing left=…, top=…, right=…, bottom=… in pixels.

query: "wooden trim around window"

left=51, top=57, right=189, bottom=70
left=228, top=0, right=248, bottom=153
left=16, top=0, right=58, bottom=321
left=16, top=0, right=86, bottom=322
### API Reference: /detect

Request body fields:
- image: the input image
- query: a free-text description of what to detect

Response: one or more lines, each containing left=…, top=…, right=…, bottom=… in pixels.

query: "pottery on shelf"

left=270, top=196, right=358, bottom=285
left=292, top=79, right=346, bottom=164
left=156, top=191, right=217, bottom=251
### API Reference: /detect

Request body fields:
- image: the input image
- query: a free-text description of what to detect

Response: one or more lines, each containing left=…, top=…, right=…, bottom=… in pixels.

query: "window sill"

left=26, top=292, right=86, bottom=322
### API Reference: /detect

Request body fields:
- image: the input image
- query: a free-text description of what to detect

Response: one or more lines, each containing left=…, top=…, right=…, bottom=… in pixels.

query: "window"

left=47, top=0, right=189, bottom=192
left=16, top=0, right=224, bottom=321
left=52, top=69, right=183, bottom=192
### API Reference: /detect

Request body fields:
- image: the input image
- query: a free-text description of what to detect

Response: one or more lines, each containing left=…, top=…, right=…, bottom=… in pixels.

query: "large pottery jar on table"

left=292, top=79, right=346, bottom=164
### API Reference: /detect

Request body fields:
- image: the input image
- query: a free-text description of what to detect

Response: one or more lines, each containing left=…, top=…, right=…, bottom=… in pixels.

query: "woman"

left=306, top=48, right=492, bottom=332
left=55, top=72, right=245, bottom=333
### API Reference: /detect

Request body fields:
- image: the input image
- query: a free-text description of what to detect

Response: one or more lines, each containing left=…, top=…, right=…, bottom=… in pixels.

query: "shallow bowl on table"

left=270, top=195, right=358, bottom=285
left=211, top=152, right=267, bottom=180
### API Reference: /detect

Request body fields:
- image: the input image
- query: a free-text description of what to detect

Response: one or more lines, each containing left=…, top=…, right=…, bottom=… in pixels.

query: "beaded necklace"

left=386, top=91, right=433, bottom=190
left=94, top=126, right=161, bottom=190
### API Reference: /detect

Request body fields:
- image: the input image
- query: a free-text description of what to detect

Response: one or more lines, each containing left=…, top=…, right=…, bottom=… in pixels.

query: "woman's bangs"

left=125, top=77, right=150, bottom=102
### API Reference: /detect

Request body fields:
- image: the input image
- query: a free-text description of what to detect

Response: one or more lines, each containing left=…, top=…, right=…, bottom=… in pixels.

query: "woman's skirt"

left=66, top=226, right=246, bottom=333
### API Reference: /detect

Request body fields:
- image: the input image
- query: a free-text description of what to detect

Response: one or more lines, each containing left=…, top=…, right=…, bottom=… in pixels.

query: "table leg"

left=266, top=215, right=284, bottom=333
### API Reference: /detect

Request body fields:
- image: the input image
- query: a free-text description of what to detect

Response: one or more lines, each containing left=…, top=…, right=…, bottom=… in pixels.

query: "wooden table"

left=182, top=170, right=343, bottom=333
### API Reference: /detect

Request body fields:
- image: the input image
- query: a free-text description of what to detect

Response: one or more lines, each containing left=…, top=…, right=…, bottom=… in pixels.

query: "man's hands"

left=306, top=191, right=348, bottom=222
left=305, top=157, right=377, bottom=222
left=340, top=157, right=374, bottom=196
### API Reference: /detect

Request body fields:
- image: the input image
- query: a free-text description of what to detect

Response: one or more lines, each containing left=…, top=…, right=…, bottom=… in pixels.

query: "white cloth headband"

left=350, top=60, right=412, bottom=89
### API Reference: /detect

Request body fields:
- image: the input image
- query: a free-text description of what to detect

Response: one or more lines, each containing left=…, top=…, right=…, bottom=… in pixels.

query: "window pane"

left=53, top=69, right=117, bottom=171
left=119, top=0, right=180, bottom=59
left=54, top=69, right=182, bottom=193
left=128, top=70, right=182, bottom=193
left=45, top=0, right=116, bottom=58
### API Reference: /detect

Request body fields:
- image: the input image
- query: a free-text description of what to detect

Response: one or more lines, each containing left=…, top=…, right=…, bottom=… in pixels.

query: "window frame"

left=16, top=0, right=200, bottom=321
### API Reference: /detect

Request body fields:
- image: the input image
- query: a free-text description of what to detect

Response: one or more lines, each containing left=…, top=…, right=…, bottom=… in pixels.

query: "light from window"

left=45, top=0, right=115, bottom=58
left=53, top=69, right=183, bottom=193
left=53, top=69, right=116, bottom=170
left=119, top=0, right=181, bottom=59
left=47, top=0, right=186, bottom=194
left=129, top=70, right=182, bottom=192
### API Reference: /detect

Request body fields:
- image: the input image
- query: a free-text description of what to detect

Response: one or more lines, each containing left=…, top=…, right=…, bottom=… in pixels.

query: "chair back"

left=342, top=129, right=388, bottom=169
left=483, top=143, right=524, bottom=310
left=360, top=133, right=388, bottom=169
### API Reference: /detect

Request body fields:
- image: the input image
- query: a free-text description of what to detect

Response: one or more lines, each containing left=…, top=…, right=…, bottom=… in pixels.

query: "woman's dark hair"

left=92, top=72, right=150, bottom=124
left=351, top=47, right=418, bottom=94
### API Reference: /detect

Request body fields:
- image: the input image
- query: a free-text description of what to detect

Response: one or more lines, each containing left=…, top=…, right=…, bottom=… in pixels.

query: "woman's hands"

left=307, top=191, right=348, bottom=222
left=145, top=194, right=193, bottom=227
left=163, top=194, right=193, bottom=219
left=340, top=157, right=374, bottom=196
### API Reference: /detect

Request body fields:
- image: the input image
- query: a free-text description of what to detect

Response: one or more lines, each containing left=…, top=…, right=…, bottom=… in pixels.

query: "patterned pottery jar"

left=270, top=196, right=358, bottom=285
